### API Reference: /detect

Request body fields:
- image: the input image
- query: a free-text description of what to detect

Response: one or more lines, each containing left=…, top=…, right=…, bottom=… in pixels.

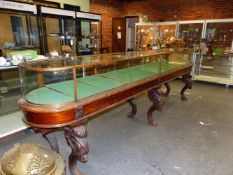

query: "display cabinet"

left=178, top=20, right=205, bottom=48
left=0, top=0, right=38, bottom=116
left=0, top=1, right=39, bottom=55
left=76, top=11, right=101, bottom=55
left=135, top=22, right=177, bottom=51
left=18, top=49, right=191, bottom=108
left=18, top=49, right=192, bottom=175
left=135, top=22, right=158, bottom=51
left=193, top=19, right=233, bottom=86
left=205, top=19, right=233, bottom=55
left=156, top=22, right=177, bottom=47
left=39, top=6, right=76, bottom=57
left=193, top=52, right=233, bottom=85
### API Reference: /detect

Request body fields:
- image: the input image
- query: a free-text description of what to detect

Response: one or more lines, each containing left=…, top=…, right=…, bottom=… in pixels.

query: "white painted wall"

left=47, top=0, right=89, bottom=12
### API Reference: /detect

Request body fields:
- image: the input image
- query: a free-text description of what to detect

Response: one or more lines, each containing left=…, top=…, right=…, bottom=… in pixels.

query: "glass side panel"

left=161, top=51, right=192, bottom=73
left=194, top=54, right=232, bottom=78
left=0, top=67, right=21, bottom=116
left=20, top=67, right=75, bottom=104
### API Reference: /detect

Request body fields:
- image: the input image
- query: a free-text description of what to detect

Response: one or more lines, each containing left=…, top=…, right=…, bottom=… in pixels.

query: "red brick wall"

left=90, top=0, right=160, bottom=51
left=90, top=0, right=121, bottom=51
left=90, top=0, right=233, bottom=51
left=157, top=0, right=233, bottom=21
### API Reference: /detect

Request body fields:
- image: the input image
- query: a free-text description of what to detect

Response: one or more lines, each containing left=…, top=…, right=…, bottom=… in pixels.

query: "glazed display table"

left=18, top=50, right=192, bottom=175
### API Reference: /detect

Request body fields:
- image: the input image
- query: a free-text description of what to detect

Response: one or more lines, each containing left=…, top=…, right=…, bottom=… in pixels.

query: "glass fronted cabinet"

left=135, top=22, right=159, bottom=51
left=0, top=1, right=38, bottom=116
left=205, top=20, right=233, bottom=55
left=178, top=21, right=205, bottom=48
left=18, top=49, right=192, bottom=107
left=40, top=6, right=76, bottom=57
left=76, top=12, right=101, bottom=55
left=193, top=19, right=233, bottom=85
left=0, top=1, right=39, bottom=56
left=193, top=52, right=233, bottom=85
left=156, top=22, right=177, bottom=48
left=135, top=22, right=177, bottom=51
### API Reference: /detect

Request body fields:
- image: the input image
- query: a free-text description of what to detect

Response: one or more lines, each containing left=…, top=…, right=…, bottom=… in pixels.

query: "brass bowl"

left=0, top=143, right=65, bottom=175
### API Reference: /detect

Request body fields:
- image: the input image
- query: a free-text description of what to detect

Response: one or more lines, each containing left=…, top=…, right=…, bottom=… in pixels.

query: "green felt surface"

left=25, top=87, right=73, bottom=104
left=25, top=62, right=187, bottom=104
left=78, top=75, right=124, bottom=90
left=133, top=63, right=160, bottom=73
left=46, top=80, right=103, bottom=99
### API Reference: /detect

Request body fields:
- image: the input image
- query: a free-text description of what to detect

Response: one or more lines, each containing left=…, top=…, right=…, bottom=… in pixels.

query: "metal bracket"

left=75, top=107, right=84, bottom=119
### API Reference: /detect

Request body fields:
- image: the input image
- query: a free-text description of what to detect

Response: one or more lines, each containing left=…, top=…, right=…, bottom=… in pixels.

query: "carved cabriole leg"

left=162, top=82, right=170, bottom=97
left=180, top=74, right=193, bottom=101
left=64, top=125, right=89, bottom=175
left=147, top=87, right=164, bottom=127
left=127, top=98, right=137, bottom=118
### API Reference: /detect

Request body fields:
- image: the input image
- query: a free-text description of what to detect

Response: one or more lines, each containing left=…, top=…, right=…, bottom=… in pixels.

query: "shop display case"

left=0, top=0, right=38, bottom=116
left=205, top=20, right=233, bottom=54
left=178, top=21, right=205, bottom=48
left=193, top=19, right=233, bottom=85
left=193, top=52, right=233, bottom=86
left=40, top=6, right=76, bottom=57
left=135, top=23, right=159, bottom=51
left=18, top=49, right=192, bottom=175
left=156, top=22, right=177, bottom=47
left=0, top=1, right=39, bottom=56
left=76, top=12, right=101, bottom=55
left=18, top=49, right=191, bottom=106
left=135, top=22, right=177, bottom=51
left=39, top=8, right=101, bottom=56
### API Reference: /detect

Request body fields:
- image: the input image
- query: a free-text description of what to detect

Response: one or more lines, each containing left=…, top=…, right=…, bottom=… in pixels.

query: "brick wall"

left=90, top=0, right=121, bottom=51
left=90, top=0, right=160, bottom=51
left=90, top=0, right=233, bottom=51
left=157, top=0, right=233, bottom=21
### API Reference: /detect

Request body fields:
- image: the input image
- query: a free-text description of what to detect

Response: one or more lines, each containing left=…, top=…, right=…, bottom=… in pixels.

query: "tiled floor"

left=1, top=80, right=233, bottom=175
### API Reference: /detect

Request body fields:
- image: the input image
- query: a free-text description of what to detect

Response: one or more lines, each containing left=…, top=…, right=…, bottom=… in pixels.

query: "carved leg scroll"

left=147, top=87, right=164, bottom=127
left=42, top=131, right=59, bottom=153
left=162, top=83, right=170, bottom=97
left=180, top=74, right=193, bottom=101
left=64, top=125, right=89, bottom=175
left=127, top=99, right=137, bottom=119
